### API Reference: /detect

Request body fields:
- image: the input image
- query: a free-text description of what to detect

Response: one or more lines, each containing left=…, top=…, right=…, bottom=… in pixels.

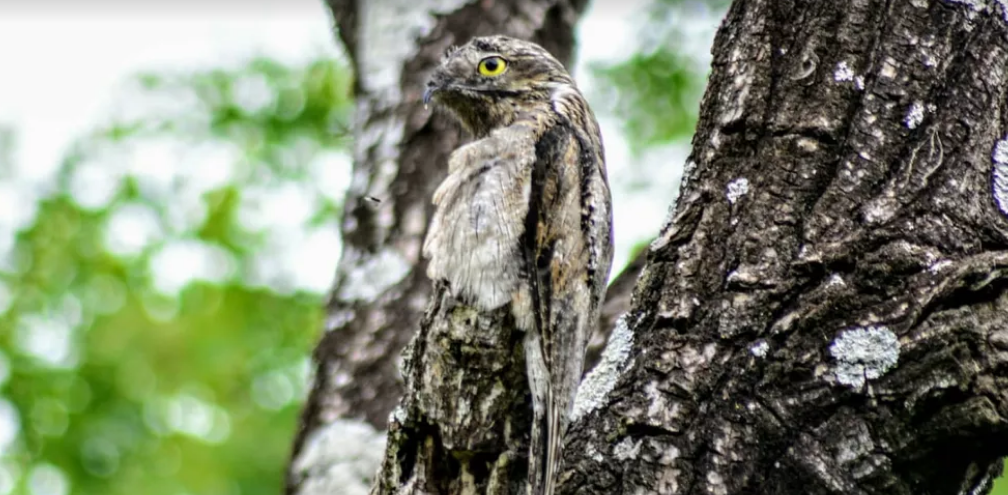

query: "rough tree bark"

left=563, top=0, right=1008, bottom=494
left=290, top=0, right=1008, bottom=494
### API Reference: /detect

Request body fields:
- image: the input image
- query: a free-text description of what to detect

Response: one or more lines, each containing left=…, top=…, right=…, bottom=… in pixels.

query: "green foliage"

left=590, top=0, right=728, bottom=153
left=995, top=463, right=1008, bottom=495
left=1, top=56, right=352, bottom=495
left=592, top=49, right=702, bottom=151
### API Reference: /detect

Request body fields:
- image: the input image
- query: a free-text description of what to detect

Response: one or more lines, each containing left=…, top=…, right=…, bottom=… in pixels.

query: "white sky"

left=0, top=2, right=337, bottom=179
left=0, top=0, right=677, bottom=297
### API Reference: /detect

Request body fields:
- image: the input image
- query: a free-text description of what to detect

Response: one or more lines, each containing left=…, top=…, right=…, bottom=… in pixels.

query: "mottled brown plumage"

left=422, top=35, right=613, bottom=495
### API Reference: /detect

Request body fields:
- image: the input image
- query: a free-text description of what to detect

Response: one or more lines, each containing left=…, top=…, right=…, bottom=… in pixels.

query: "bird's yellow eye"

left=477, top=56, right=508, bottom=77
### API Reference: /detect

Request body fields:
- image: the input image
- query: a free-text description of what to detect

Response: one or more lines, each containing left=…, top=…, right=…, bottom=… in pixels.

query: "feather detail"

left=423, top=125, right=537, bottom=310
left=422, top=35, right=613, bottom=495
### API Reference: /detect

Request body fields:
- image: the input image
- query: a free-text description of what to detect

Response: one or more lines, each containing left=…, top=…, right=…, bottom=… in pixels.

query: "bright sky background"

left=0, top=0, right=683, bottom=299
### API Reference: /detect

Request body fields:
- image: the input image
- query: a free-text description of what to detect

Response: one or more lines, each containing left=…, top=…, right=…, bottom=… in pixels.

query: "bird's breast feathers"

left=423, top=125, right=537, bottom=310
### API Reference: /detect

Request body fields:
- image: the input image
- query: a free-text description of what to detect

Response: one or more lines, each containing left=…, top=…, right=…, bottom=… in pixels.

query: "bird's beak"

left=423, top=85, right=438, bottom=106
left=423, top=72, right=446, bottom=107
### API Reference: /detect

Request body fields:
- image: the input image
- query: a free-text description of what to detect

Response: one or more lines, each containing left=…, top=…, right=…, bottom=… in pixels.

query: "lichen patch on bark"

left=571, top=314, right=635, bottom=422
left=829, top=326, right=900, bottom=390
left=992, top=138, right=1008, bottom=217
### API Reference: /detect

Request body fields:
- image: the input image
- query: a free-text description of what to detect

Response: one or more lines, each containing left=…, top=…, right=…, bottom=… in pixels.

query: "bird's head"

left=424, top=35, right=574, bottom=136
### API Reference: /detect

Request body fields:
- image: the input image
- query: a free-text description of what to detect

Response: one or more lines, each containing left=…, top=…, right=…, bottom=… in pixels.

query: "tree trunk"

left=562, top=0, right=1008, bottom=494
left=291, top=0, right=1008, bottom=494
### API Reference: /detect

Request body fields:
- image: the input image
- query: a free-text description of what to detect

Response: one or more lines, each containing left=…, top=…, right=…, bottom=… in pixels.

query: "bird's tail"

left=542, top=387, right=564, bottom=495
left=524, top=329, right=553, bottom=495
left=527, top=387, right=564, bottom=495
left=528, top=397, right=546, bottom=495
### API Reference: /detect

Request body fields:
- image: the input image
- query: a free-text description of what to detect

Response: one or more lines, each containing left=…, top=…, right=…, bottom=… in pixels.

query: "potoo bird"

left=421, top=35, right=613, bottom=495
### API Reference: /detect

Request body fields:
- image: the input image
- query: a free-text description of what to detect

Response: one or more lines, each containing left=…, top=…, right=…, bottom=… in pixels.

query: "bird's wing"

left=423, top=123, right=537, bottom=310
left=525, top=117, right=612, bottom=495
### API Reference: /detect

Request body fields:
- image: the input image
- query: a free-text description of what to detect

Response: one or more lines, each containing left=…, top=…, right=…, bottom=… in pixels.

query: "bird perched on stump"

left=422, top=35, right=614, bottom=495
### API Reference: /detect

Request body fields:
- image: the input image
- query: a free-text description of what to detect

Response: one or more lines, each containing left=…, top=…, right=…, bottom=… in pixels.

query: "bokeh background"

left=0, top=1, right=1004, bottom=494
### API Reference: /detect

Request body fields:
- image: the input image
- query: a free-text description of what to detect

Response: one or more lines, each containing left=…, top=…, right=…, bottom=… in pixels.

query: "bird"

left=421, top=35, right=613, bottom=495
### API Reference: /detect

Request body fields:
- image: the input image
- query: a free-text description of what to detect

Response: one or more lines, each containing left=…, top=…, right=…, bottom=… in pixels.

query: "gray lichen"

left=834, top=61, right=855, bottom=82
left=725, top=177, right=750, bottom=205
left=749, top=340, right=769, bottom=358
left=992, top=137, right=1008, bottom=217
left=829, top=326, right=900, bottom=390
left=585, top=442, right=604, bottom=463
left=571, top=314, right=634, bottom=422
left=291, top=419, right=387, bottom=495
left=613, top=436, right=642, bottom=461
left=904, top=102, right=925, bottom=129
left=826, top=274, right=846, bottom=287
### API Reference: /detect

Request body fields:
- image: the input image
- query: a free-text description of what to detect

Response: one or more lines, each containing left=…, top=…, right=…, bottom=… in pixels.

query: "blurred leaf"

left=591, top=0, right=727, bottom=153
left=593, top=48, right=702, bottom=151
left=0, top=54, right=351, bottom=495
left=995, top=462, right=1008, bottom=495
